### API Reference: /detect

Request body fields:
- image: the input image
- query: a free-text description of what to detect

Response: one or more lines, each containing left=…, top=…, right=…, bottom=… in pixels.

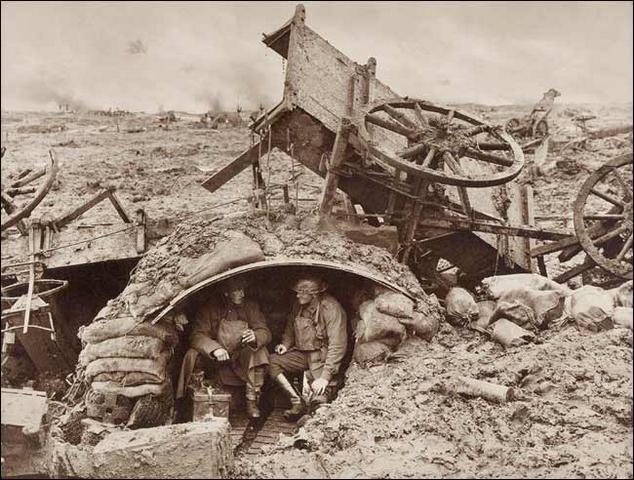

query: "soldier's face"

left=226, top=288, right=245, bottom=305
left=297, top=291, right=315, bottom=305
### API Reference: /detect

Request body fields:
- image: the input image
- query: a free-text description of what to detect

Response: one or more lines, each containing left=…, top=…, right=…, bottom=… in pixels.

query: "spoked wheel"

left=573, top=153, right=633, bottom=279
left=1, top=150, right=59, bottom=233
left=505, top=118, right=522, bottom=135
left=357, top=98, right=524, bottom=188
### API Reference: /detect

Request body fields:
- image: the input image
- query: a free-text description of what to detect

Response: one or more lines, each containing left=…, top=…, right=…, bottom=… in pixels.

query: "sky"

left=1, top=1, right=632, bottom=112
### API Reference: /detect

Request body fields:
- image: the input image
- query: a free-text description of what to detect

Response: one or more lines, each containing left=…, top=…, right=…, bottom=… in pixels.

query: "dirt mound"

left=96, top=208, right=440, bottom=323
left=235, top=323, right=632, bottom=478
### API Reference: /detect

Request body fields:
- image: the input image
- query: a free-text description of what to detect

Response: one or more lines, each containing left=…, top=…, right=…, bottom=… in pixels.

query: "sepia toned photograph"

left=1, top=1, right=632, bottom=478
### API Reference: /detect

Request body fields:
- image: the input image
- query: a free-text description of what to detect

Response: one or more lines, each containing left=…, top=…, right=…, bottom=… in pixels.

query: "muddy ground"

left=1, top=102, right=632, bottom=478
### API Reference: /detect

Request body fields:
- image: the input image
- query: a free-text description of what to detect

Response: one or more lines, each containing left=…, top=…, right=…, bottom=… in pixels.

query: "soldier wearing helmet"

left=269, top=275, right=348, bottom=420
left=176, top=276, right=271, bottom=418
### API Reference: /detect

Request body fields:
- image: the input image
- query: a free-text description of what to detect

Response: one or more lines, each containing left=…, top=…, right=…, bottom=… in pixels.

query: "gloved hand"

left=275, top=344, right=287, bottom=355
left=212, top=348, right=230, bottom=361
left=241, top=329, right=256, bottom=345
left=311, top=378, right=329, bottom=396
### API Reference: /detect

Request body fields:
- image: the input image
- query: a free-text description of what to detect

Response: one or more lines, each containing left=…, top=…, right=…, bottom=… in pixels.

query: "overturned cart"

left=204, top=4, right=632, bottom=284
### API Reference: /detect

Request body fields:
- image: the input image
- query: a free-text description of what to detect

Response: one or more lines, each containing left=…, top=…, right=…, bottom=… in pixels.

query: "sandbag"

left=490, top=318, right=535, bottom=347
left=398, top=312, right=438, bottom=341
left=445, top=287, right=479, bottom=327
left=610, top=281, right=633, bottom=308
left=482, top=274, right=571, bottom=299
left=178, top=232, right=264, bottom=288
left=79, top=317, right=178, bottom=345
left=375, top=292, right=414, bottom=319
left=92, top=371, right=165, bottom=386
left=474, top=300, right=497, bottom=330
left=353, top=340, right=391, bottom=365
left=85, top=351, right=170, bottom=381
left=358, top=301, right=406, bottom=343
left=568, top=285, right=615, bottom=331
left=90, top=380, right=170, bottom=398
left=491, top=288, right=566, bottom=330
left=613, top=307, right=633, bottom=330
left=78, top=336, right=165, bottom=366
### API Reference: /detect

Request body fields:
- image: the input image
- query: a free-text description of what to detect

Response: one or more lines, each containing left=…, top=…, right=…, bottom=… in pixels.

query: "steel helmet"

left=291, top=276, right=327, bottom=294
left=222, top=276, right=249, bottom=293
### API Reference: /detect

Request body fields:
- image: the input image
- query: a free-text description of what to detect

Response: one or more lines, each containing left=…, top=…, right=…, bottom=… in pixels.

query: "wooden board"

left=2, top=224, right=142, bottom=270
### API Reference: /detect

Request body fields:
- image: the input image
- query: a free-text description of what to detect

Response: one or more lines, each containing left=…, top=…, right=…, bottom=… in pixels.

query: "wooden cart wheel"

left=573, top=153, right=633, bottom=279
left=357, top=99, right=525, bottom=188
left=1, top=151, right=59, bottom=233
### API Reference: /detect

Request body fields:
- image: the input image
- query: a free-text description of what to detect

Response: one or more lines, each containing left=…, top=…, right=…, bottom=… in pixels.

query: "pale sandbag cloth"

left=79, top=316, right=178, bottom=346
left=375, top=292, right=414, bottom=318
left=177, top=232, right=264, bottom=288
left=482, top=273, right=571, bottom=300
left=358, top=300, right=406, bottom=343
left=609, top=280, right=633, bottom=308
left=85, top=351, right=171, bottom=381
left=78, top=336, right=165, bottom=366
left=445, top=287, right=479, bottom=326
left=397, top=311, right=438, bottom=341
left=92, top=371, right=165, bottom=386
left=91, top=380, right=171, bottom=398
left=490, top=288, right=566, bottom=330
left=490, top=318, right=535, bottom=347
left=353, top=340, right=392, bottom=365
left=566, top=285, right=615, bottom=331
left=613, top=307, right=633, bottom=330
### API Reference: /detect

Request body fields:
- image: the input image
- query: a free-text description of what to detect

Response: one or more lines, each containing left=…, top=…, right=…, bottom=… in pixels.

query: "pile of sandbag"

left=78, top=316, right=179, bottom=424
left=565, top=280, right=633, bottom=331
left=471, top=275, right=633, bottom=345
left=353, top=290, right=438, bottom=365
left=465, top=274, right=570, bottom=347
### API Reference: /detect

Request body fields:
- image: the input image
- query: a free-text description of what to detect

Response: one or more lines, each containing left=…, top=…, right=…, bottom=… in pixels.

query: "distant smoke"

left=20, top=76, right=92, bottom=111
left=127, top=39, right=147, bottom=55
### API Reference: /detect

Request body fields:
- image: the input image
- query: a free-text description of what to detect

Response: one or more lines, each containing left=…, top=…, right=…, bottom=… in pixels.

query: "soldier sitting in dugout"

left=176, top=277, right=271, bottom=418
left=269, top=275, right=348, bottom=420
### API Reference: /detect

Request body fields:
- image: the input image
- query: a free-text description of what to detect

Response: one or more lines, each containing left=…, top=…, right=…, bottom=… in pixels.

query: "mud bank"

left=235, top=323, right=632, bottom=478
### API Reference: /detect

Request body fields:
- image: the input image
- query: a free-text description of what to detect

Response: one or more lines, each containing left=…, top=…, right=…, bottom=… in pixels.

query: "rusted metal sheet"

left=152, top=258, right=415, bottom=324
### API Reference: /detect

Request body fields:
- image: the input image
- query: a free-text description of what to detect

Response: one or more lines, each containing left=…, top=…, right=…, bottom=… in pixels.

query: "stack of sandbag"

left=78, top=316, right=179, bottom=411
left=353, top=291, right=438, bottom=365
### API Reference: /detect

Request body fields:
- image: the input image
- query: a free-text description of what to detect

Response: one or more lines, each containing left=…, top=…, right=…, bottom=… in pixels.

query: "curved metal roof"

left=151, top=258, right=414, bottom=324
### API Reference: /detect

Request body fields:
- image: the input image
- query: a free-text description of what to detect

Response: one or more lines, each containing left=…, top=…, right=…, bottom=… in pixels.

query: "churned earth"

left=1, top=102, right=632, bottom=479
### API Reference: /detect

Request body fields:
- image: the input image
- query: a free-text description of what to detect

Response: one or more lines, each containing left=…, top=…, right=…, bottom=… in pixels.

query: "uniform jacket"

left=281, top=293, right=347, bottom=382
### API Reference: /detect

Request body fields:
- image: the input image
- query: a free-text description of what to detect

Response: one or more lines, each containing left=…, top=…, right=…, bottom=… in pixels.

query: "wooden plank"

left=201, top=142, right=262, bottom=194
left=107, top=190, right=132, bottom=224
left=417, top=217, right=571, bottom=241
left=53, top=189, right=112, bottom=228
left=521, top=185, right=536, bottom=272
left=135, top=209, right=146, bottom=254
left=319, top=118, right=353, bottom=216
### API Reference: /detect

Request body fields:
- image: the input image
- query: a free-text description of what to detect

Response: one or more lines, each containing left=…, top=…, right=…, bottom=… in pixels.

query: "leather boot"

left=273, top=374, right=305, bottom=421
left=245, top=384, right=261, bottom=419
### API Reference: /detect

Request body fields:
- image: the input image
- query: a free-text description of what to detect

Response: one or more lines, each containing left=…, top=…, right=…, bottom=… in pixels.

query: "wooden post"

left=400, top=180, right=427, bottom=264
left=522, top=185, right=536, bottom=273
left=318, top=118, right=353, bottom=217
left=135, top=209, right=146, bottom=254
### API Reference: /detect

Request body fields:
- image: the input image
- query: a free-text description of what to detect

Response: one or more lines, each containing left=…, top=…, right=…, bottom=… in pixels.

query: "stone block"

left=92, top=419, right=233, bottom=478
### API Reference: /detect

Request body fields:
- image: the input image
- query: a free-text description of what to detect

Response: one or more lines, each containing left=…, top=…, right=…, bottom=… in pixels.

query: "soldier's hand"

left=212, top=348, right=230, bottom=362
left=241, top=329, right=256, bottom=345
left=275, top=344, right=287, bottom=355
left=311, top=378, right=329, bottom=396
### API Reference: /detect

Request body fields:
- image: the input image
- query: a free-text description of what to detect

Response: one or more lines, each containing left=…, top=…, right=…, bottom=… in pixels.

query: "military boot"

left=273, top=374, right=305, bottom=421
left=245, top=384, right=261, bottom=419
